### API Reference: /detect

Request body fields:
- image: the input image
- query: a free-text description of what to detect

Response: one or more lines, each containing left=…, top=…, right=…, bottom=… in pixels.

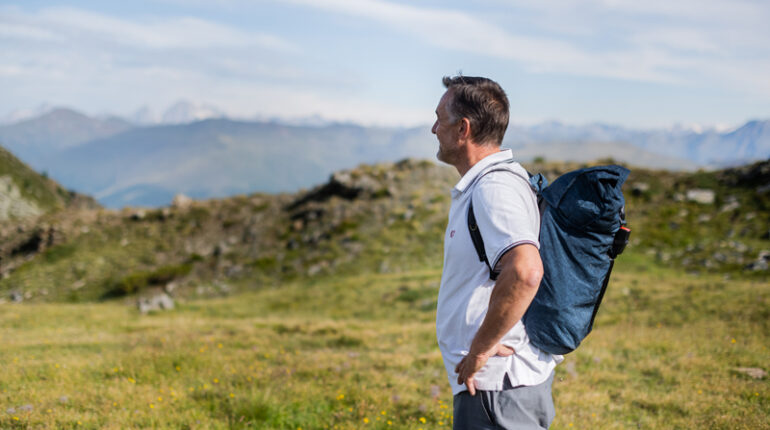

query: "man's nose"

left=431, top=121, right=437, bottom=134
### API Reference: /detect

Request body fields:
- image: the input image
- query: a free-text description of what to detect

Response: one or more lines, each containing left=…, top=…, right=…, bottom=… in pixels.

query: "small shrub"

left=42, top=244, right=77, bottom=263
left=101, top=263, right=193, bottom=299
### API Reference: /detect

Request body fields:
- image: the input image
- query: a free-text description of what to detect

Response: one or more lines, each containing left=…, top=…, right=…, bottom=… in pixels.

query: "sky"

left=1, top=0, right=769, bottom=129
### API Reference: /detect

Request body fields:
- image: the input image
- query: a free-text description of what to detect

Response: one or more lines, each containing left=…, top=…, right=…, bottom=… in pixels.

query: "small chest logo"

left=450, top=230, right=456, bottom=238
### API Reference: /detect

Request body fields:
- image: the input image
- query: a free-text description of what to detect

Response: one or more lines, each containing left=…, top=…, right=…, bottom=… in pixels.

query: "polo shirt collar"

left=452, top=148, right=513, bottom=197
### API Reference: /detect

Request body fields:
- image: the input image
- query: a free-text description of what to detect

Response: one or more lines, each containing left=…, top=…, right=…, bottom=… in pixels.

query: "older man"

left=433, top=76, right=562, bottom=429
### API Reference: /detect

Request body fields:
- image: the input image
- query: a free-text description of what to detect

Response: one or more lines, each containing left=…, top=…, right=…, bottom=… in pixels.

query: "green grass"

left=1, top=256, right=767, bottom=429
left=1, top=158, right=768, bottom=428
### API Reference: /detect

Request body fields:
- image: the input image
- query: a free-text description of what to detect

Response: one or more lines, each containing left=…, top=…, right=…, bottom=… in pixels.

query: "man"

left=433, top=76, right=562, bottom=429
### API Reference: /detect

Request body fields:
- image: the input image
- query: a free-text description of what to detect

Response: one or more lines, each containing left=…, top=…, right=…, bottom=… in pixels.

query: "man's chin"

left=436, top=150, right=451, bottom=165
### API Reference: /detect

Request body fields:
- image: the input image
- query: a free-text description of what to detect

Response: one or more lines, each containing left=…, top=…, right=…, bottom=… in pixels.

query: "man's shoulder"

left=474, top=162, right=533, bottom=195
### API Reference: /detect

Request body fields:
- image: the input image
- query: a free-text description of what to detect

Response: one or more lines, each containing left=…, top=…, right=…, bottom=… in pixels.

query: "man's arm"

left=454, top=243, right=543, bottom=395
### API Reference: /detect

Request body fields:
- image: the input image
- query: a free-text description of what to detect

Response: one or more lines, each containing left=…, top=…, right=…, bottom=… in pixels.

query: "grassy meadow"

left=2, top=252, right=768, bottom=429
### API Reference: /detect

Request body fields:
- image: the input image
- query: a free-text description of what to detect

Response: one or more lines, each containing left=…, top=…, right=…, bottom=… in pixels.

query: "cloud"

left=0, top=5, right=303, bottom=86
left=1, top=5, right=298, bottom=52
left=1, top=2, right=768, bottom=127
left=283, top=0, right=770, bottom=96
left=281, top=0, right=682, bottom=83
left=0, top=4, right=432, bottom=125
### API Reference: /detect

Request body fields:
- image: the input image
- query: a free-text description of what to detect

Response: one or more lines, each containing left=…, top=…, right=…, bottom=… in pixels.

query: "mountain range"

left=0, top=105, right=768, bottom=208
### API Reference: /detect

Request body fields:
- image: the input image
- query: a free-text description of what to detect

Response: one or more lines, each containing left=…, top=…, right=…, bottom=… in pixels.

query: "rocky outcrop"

left=719, top=158, right=770, bottom=191
left=172, top=194, right=193, bottom=209
left=0, top=175, right=44, bottom=221
left=287, top=170, right=389, bottom=211
left=744, top=250, right=770, bottom=271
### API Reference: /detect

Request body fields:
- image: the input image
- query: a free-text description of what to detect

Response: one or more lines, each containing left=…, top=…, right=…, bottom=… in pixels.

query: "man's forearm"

left=468, top=245, right=542, bottom=357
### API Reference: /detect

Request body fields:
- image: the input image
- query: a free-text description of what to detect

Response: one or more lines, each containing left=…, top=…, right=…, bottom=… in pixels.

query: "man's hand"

left=455, top=343, right=515, bottom=396
left=455, top=244, right=541, bottom=396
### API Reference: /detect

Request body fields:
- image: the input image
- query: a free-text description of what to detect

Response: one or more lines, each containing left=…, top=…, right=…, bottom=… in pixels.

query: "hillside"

left=0, top=145, right=97, bottom=222
left=0, top=157, right=768, bottom=304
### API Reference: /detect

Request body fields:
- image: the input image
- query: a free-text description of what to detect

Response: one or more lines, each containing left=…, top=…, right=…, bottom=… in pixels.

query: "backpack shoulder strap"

left=466, top=165, right=542, bottom=281
left=467, top=200, right=498, bottom=280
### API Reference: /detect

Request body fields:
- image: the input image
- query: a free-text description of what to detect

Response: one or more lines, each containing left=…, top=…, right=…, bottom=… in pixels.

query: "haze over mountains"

left=0, top=103, right=768, bottom=208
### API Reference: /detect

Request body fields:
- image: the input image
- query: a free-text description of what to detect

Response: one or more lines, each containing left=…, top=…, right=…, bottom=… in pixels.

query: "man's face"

left=432, top=90, right=462, bottom=165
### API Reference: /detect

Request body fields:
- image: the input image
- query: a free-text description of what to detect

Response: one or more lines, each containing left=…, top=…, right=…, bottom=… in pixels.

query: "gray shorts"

left=453, top=372, right=555, bottom=430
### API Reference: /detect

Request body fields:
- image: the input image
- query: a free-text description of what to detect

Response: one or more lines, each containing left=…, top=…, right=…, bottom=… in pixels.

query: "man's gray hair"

left=442, top=76, right=510, bottom=146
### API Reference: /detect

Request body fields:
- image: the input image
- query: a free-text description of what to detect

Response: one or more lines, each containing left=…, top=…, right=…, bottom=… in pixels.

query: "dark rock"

left=686, top=189, right=715, bottom=204
left=720, top=200, right=740, bottom=213
left=718, top=159, right=770, bottom=188
left=172, top=194, right=193, bottom=209
left=129, top=210, right=146, bottom=221
left=631, top=182, right=649, bottom=196
left=137, top=292, right=175, bottom=314
left=10, top=291, right=23, bottom=303
left=697, top=214, right=711, bottom=223
left=733, top=367, right=767, bottom=379
left=287, top=169, right=382, bottom=210
left=226, top=265, right=243, bottom=277
left=744, top=250, right=769, bottom=271
left=10, top=229, right=44, bottom=257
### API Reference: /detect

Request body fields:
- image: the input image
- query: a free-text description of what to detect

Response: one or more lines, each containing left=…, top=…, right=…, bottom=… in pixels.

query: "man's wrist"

left=468, top=343, right=493, bottom=359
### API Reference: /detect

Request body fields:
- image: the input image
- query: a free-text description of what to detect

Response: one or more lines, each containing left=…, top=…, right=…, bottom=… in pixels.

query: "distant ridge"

left=0, top=108, right=132, bottom=170
left=43, top=119, right=435, bottom=208
left=1, top=106, right=768, bottom=207
left=507, top=119, right=770, bottom=167
left=508, top=140, right=700, bottom=171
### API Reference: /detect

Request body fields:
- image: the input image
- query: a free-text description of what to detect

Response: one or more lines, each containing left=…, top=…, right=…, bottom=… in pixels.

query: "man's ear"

left=458, top=117, right=472, bottom=139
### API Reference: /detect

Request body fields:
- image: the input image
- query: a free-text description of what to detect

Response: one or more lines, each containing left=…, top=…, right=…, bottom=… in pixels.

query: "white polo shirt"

left=436, top=149, right=562, bottom=395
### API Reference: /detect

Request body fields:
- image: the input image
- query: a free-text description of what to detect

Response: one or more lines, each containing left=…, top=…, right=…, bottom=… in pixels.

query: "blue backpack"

left=468, top=164, right=630, bottom=355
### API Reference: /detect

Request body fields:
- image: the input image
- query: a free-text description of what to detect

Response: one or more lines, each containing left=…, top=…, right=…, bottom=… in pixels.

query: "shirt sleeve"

left=470, top=170, right=540, bottom=271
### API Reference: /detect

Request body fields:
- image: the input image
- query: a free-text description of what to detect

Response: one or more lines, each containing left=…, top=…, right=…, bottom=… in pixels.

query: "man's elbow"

left=517, top=266, right=543, bottom=291
left=498, top=245, right=543, bottom=291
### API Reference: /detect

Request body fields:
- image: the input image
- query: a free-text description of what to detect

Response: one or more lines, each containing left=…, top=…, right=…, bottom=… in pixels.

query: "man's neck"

left=455, top=144, right=502, bottom=176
